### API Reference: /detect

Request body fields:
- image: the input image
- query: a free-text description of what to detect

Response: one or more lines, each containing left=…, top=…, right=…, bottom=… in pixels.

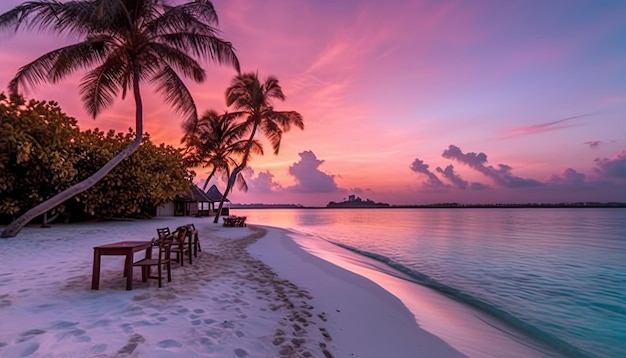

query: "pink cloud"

left=436, top=165, right=487, bottom=190
left=409, top=158, right=447, bottom=190
left=240, top=168, right=283, bottom=193
left=500, top=113, right=592, bottom=138
left=442, top=145, right=542, bottom=188
left=286, top=151, right=340, bottom=193
left=547, top=168, right=586, bottom=185
left=594, top=150, right=626, bottom=179
left=584, top=141, right=602, bottom=149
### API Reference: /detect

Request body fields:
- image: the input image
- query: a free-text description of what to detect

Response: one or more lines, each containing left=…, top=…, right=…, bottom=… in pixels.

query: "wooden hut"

left=163, top=184, right=229, bottom=216
left=205, top=184, right=230, bottom=216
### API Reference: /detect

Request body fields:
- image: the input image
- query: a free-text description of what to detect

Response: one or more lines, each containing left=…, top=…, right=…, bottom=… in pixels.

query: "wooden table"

left=92, top=241, right=152, bottom=290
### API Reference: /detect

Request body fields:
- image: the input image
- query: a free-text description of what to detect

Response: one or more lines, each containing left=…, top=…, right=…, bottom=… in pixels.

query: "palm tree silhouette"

left=0, top=0, right=239, bottom=237
left=213, top=72, right=303, bottom=223
left=182, top=110, right=262, bottom=192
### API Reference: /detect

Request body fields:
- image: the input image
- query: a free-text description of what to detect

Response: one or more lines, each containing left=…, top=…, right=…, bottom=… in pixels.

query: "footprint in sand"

left=59, top=329, right=90, bottom=342
left=132, top=293, right=151, bottom=301
left=119, top=323, right=134, bottom=334
left=317, top=313, right=327, bottom=322
left=157, top=339, right=182, bottom=348
left=91, top=319, right=111, bottom=328
left=18, top=342, right=40, bottom=357
left=319, top=328, right=332, bottom=341
left=117, top=334, right=144, bottom=355
left=50, top=321, right=78, bottom=329
left=234, top=348, right=248, bottom=357
left=0, top=298, right=11, bottom=308
left=17, top=329, right=45, bottom=343
left=89, top=343, right=107, bottom=354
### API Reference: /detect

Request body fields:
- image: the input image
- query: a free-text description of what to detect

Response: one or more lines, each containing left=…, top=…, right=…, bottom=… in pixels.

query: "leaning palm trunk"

left=213, top=165, right=242, bottom=223
left=1, top=76, right=144, bottom=238
left=213, top=125, right=256, bottom=224
left=201, top=167, right=218, bottom=191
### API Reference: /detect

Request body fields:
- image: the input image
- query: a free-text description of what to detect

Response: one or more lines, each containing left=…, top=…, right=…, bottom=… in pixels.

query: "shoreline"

left=249, top=225, right=465, bottom=358
left=283, top=228, right=562, bottom=358
left=0, top=218, right=464, bottom=357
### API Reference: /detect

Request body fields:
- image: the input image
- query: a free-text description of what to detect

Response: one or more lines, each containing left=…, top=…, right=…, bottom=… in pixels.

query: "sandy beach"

left=0, top=217, right=465, bottom=357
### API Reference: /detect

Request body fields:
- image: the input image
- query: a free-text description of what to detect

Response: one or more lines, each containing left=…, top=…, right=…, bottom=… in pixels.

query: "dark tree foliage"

left=0, top=94, right=80, bottom=220
left=74, top=129, right=193, bottom=218
left=0, top=94, right=193, bottom=223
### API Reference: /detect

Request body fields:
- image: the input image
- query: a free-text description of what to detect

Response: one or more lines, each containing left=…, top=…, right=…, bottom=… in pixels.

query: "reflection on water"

left=236, top=208, right=626, bottom=358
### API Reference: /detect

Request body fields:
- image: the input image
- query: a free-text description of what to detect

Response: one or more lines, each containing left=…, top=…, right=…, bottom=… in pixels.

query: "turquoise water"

left=235, top=208, right=626, bottom=358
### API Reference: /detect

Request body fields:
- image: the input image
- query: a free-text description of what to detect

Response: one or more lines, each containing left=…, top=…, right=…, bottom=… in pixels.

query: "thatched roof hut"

left=170, top=184, right=229, bottom=216
left=206, top=184, right=229, bottom=202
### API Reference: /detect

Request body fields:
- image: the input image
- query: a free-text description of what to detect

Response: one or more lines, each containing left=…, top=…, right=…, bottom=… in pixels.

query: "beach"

left=0, top=217, right=464, bottom=358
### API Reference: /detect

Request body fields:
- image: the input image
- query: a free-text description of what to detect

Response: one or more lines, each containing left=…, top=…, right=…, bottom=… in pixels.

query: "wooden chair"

left=170, top=227, right=191, bottom=265
left=236, top=216, right=247, bottom=227
left=132, top=237, right=172, bottom=288
left=156, top=227, right=171, bottom=239
left=187, top=223, right=201, bottom=257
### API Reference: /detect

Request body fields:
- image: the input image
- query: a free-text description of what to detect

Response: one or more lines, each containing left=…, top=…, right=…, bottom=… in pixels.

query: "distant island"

left=229, top=200, right=626, bottom=209
left=327, top=195, right=390, bottom=208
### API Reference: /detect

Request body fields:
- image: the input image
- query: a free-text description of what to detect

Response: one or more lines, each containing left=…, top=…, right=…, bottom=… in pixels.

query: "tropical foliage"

left=0, top=94, right=192, bottom=223
left=74, top=129, right=193, bottom=218
left=0, top=94, right=80, bottom=219
left=0, top=0, right=238, bottom=237
left=182, top=110, right=262, bottom=191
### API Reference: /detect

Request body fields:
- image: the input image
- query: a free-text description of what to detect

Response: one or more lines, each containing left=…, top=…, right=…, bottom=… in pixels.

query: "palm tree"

left=213, top=72, right=304, bottom=223
left=181, top=110, right=262, bottom=192
left=0, top=0, right=239, bottom=237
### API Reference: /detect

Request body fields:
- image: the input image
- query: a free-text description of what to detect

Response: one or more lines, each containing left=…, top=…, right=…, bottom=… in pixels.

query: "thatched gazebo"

left=205, top=184, right=230, bottom=216
left=172, top=184, right=229, bottom=216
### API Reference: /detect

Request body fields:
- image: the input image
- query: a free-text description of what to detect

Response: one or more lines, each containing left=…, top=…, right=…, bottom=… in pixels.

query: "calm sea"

left=235, top=208, right=626, bottom=358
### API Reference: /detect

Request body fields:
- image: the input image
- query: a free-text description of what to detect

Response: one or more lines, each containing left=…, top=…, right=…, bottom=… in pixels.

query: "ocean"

left=234, top=208, right=626, bottom=358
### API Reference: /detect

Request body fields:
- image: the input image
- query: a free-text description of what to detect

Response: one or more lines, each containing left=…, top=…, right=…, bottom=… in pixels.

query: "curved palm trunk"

left=213, top=124, right=257, bottom=224
left=213, top=165, right=242, bottom=223
left=201, top=167, right=217, bottom=191
left=1, top=73, right=144, bottom=238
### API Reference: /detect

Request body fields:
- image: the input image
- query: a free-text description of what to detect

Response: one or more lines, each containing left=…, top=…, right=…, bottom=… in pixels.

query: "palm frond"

left=8, top=47, right=64, bottom=94
left=146, top=42, right=205, bottom=82
left=150, top=65, right=198, bottom=122
left=157, top=33, right=239, bottom=72
left=79, top=51, right=128, bottom=118
left=263, top=75, right=286, bottom=101
left=236, top=171, right=248, bottom=192
left=0, top=1, right=102, bottom=35
left=261, top=120, right=283, bottom=155
left=49, top=36, right=111, bottom=82
left=270, top=111, right=305, bottom=132
left=177, top=1, right=219, bottom=25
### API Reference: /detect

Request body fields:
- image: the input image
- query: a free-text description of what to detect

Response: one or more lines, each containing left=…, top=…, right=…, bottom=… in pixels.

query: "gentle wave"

left=238, top=208, right=626, bottom=358
left=331, top=241, right=593, bottom=358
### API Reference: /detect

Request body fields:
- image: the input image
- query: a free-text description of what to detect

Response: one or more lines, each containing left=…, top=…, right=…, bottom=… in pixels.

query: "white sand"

left=0, top=217, right=464, bottom=357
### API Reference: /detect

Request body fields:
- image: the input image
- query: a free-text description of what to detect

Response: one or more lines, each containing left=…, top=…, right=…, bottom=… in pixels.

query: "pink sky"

left=2, top=0, right=626, bottom=206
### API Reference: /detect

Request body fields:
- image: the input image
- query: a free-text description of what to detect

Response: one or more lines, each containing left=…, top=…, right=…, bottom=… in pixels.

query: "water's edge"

left=330, top=241, right=591, bottom=358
